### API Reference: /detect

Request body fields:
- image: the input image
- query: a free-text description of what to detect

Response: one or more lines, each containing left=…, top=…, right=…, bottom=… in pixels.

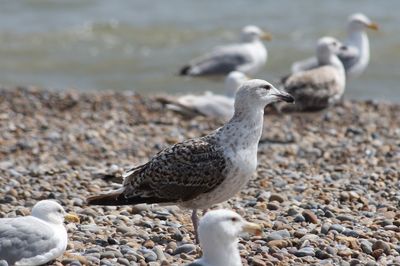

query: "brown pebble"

left=252, top=258, right=266, bottom=266
left=7, top=188, right=18, bottom=197
left=269, top=193, right=285, bottom=203
left=340, top=191, right=350, bottom=201
left=302, top=210, right=319, bottom=224
left=372, top=240, right=390, bottom=254
left=144, top=239, right=155, bottom=249
left=372, top=249, right=384, bottom=259
left=267, top=239, right=288, bottom=249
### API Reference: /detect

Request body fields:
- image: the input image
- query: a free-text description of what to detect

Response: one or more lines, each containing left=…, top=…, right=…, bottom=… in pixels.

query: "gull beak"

left=64, top=213, right=80, bottom=223
left=367, top=22, right=379, bottom=31
left=242, top=222, right=263, bottom=236
left=271, top=87, right=295, bottom=103
left=260, top=31, right=272, bottom=41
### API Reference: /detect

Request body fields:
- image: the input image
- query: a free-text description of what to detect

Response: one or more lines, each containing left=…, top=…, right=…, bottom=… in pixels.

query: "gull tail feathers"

left=87, top=188, right=172, bottom=206
left=179, top=65, right=192, bottom=76
left=86, top=188, right=130, bottom=206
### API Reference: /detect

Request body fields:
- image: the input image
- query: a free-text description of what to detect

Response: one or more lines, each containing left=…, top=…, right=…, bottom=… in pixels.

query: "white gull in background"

left=291, top=13, right=379, bottom=78
left=186, top=209, right=262, bottom=266
left=0, top=200, right=79, bottom=266
left=179, top=25, right=271, bottom=77
left=87, top=79, right=294, bottom=242
left=281, top=37, right=345, bottom=112
left=164, top=71, right=248, bottom=120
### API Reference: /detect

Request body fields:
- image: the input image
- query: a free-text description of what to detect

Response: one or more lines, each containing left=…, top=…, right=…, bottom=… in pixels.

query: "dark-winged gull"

left=280, top=37, right=345, bottom=112
left=291, top=13, right=379, bottom=78
left=179, top=25, right=271, bottom=77
left=87, top=79, right=293, bottom=241
left=162, top=71, right=248, bottom=120
left=0, top=200, right=79, bottom=266
left=186, top=209, right=262, bottom=266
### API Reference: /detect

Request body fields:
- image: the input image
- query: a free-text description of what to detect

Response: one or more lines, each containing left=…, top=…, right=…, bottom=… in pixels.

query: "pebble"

left=267, top=230, right=290, bottom=241
left=294, top=215, right=305, bottom=222
left=302, top=210, right=319, bottom=224
left=269, top=193, right=285, bottom=203
left=372, top=240, right=390, bottom=254
left=267, top=202, right=280, bottom=210
left=330, top=224, right=345, bottom=233
left=267, top=239, right=288, bottom=249
left=252, top=258, right=267, bottom=266
left=173, top=244, right=197, bottom=255
left=295, top=247, right=315, bottom=257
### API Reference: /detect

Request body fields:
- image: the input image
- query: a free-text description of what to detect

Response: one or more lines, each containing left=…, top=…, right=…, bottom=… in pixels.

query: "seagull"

left=291, top=13, right=379, bottom=78
left=280, top=37, right=345, bottom=112
left=162, top=71, right=248, bottom=120
left=187, top=209, right=262, bottom=266
left=179, top=25, right=271, bottom=77
left=87, top=79, right=293, bottom=242
left=0, top=200, right=79, bottom=266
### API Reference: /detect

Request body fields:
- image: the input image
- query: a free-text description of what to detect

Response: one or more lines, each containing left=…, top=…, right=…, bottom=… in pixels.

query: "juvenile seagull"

left=281, top=37, right=345, bottom=112
left=187, top=209, right=262, bottom=266
left=164, top=71, right=248, bottom=120
left=291, top=13, right=379, bottom=78
left=87, top=79, right=293, bottom=241
left=0, top=200, right=79, bottom=266
left=179, top=25, right=271, bottom=77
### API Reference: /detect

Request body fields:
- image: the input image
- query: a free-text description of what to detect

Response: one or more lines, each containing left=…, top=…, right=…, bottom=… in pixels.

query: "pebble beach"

left=0, top=86, right=399, bottom=266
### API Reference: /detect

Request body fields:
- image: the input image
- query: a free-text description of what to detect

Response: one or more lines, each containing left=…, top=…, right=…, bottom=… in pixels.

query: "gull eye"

left=57, top=209, right=63, bottom=213
left=231, top=217, right=238, bottom=222
left=261, top=84, right=271, bottom=90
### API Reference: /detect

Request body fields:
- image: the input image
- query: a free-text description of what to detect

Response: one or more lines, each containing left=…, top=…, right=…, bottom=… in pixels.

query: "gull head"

left=198, top=209, right=262, bottom=245
left=240, top=25, right=272, bottom=42
left=316, top=36, right=344, bottom=62
left=224, top=71, right=249, bottom=98
left=235, top=79, right=294, bottom=109
left=31, top=200, right=80, bottom=225
left=348, top=13, right=379, bottom=31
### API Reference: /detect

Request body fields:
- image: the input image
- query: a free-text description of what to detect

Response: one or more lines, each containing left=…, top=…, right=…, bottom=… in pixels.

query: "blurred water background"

left=0, top=0, right=399, bottom=101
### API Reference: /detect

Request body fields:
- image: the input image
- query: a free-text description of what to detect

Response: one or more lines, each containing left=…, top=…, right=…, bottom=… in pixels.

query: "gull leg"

left=191, top=209, right=199, bottom=243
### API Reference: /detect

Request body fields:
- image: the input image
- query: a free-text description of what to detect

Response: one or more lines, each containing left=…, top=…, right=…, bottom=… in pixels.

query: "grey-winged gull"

left=280, top=37, right=346, bottom=112
left=187, top=209, right=262, bottom=266
left=0, top=200, right=79, bottom=266
left=162, top=71, right=248, bottom=120
left=291, top=13, right=379, bottom=78
left=179, top=25, right=271, bottom=77
left=87, top=79, right=293, bottom=242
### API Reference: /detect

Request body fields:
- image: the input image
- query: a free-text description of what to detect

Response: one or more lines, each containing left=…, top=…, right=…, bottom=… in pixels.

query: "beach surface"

left=0, top=87, right=399, bottom=265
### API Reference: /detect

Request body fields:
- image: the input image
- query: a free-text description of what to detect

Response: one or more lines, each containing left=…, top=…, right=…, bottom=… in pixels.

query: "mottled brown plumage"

left=282, top=66, right=344, bottom=112
left=127, top=135, right=228, bottom=202
left=87, top=134, right=228, bottom=206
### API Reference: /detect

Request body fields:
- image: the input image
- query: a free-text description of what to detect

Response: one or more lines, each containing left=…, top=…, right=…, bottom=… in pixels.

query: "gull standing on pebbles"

left=179, top=25, right=271, bottom=77
left=280, top=37, right=346, bottom=112
left=291, top=13, right=379, bottom=78
left=187, top=209, right=262, bottom=266
left=161, top=71, right=248, bottom=120
left=0, top=200, right=79, bottom=266
left=87, top=79, right=293, bottom=241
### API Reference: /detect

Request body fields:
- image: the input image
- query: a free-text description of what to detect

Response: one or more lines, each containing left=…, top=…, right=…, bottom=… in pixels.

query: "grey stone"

left=173, top=244, right=197, bottom=255
left=294, top=247, right=315, bottom=257
left=329, top=224, right=345, bottom=233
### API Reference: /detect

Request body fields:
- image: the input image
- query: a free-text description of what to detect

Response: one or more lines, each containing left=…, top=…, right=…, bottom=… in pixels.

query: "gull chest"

left=197, top=144, right=258, bottom=208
